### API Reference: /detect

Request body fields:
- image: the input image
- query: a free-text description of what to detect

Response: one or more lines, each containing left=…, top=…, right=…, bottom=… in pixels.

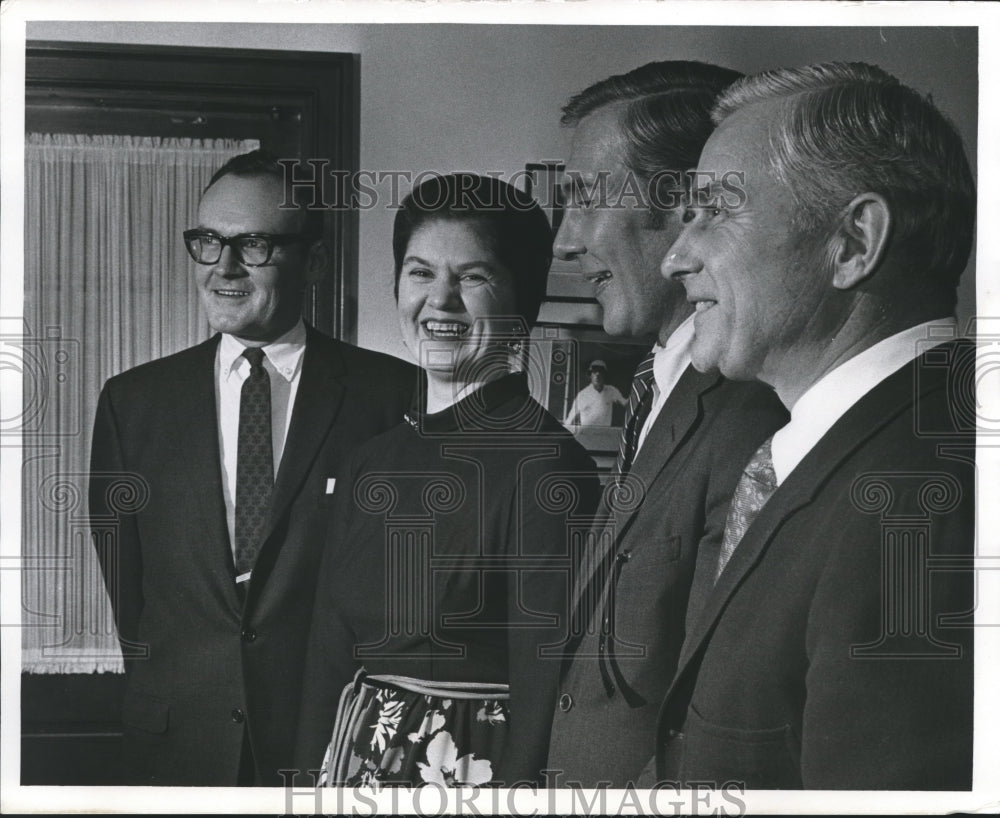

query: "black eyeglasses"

left=183, top=229, right=315, bottom=267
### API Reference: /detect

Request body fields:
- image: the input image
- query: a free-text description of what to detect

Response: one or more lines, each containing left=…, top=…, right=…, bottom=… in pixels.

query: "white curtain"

left=22, top=134, right=259, bottom=673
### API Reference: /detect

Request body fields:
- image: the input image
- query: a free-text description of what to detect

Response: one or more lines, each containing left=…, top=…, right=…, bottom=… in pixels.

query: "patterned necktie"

left=234, top=347, right=273, bottom=577
left=715, top=435, right=777, bottom=582
left=614, top=350, right=657, bottom=479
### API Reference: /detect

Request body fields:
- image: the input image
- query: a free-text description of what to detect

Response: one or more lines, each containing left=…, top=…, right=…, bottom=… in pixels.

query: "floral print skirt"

left=319, top=670, right=510, bottom=787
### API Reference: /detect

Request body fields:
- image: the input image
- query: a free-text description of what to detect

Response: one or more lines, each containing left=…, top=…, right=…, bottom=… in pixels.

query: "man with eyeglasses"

left=89, top=150, right=416, bottom=786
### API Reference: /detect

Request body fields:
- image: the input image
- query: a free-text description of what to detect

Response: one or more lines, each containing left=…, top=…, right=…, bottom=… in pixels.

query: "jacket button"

left=667, top=728, right=683, bottom=739
left=558, top=693, right=573, bottom=712
left=231, top=708, right=245, bottom=723
left=241, top=628, right=257, bottom=643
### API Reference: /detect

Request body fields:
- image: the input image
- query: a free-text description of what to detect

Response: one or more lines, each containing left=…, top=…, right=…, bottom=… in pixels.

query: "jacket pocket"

left=316, top=477, right=339, bottom=508
left=122, top=690, right=169, bottom=734
left=680, top=703, right=800, bottom=789
left=661, top=534, right=682, bottom=562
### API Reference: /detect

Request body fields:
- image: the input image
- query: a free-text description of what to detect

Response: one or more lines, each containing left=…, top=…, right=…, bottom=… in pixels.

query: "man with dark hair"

left=659, top=62, right=975, bottom=789
left=545, top=62, right=788, bottom=787
left=89, top=149, right=416, bottom=785
left=205, top=149, right=325, bottom=238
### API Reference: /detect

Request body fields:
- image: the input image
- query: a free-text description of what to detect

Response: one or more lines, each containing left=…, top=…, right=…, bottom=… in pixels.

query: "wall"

left=28, top=22, right=979, bottom=361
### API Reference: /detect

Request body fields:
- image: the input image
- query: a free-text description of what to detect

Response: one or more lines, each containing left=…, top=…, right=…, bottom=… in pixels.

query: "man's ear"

left=305, top=239, right=329, bottom=285
left=830, top=193, right=891, bottom=290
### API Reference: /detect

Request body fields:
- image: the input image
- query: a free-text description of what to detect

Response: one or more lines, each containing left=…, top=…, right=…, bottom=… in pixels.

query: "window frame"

left=25, top=40, right=360, bottom=340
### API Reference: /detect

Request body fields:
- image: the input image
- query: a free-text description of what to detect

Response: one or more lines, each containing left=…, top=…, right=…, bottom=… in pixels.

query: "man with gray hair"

left=544, top=61, right=787, bottom=787
left=659, top=62, right=975, bottom=789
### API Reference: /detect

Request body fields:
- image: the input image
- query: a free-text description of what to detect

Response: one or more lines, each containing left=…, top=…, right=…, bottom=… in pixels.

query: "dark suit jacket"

left=545, top=365, right=788, bottom=787
left=654, top=341, right=975, bottom=790
left=89, top=325, right=417, bottom=786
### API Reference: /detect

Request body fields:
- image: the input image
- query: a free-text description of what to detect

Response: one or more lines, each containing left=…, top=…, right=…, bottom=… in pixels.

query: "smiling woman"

left=295, top=174, right=601, bottom=787
left=396, top=221, right=519, bottom=408
left=391, top=174, right=553, bottom=404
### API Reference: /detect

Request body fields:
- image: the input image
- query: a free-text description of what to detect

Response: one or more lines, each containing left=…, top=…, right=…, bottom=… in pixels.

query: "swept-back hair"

left=206, top=149, right=324, bottom=237
left=713, top=62, right=975, bottom=303
left=562, top=60, right=743, bottom=185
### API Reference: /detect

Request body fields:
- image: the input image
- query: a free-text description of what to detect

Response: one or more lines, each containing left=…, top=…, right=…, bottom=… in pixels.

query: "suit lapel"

left=672, top=350, right=950, bottom=677
left=179, top=335, right=241, bottom=608
left=607, top=366, right=721, bottom=551
left=256, top=327, right=346, bottom=554
left=571, top=365, right=720, bottom=611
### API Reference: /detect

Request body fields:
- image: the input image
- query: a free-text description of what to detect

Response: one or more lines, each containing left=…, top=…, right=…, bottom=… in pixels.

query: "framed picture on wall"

left=524, top=161, right=597, bottom=301
left=524, top=160, right=610, bottom=329
left=524, top=323, right=648, bottom=480
left=523, top=161, right=650, bottom=478
left=524, top=161, right=565, bottom=231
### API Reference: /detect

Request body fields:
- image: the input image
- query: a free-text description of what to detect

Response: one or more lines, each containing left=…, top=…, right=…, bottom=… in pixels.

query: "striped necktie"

left=715, top=435, right=777, bottom=581
left=234, top=347, right=273, bottom=578
left=614, top=350, right=657, bottom=479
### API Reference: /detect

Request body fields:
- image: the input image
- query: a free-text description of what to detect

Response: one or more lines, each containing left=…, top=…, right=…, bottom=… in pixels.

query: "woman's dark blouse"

left=295, top=373, right=600, bottom=784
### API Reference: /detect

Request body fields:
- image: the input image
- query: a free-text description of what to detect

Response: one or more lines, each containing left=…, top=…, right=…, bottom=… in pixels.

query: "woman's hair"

left=392, top=173, right=553, bottom=329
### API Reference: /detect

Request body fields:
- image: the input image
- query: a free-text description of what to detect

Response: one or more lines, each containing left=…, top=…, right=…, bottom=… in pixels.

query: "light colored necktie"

left=614, top=350, right=657, bottom=479
left=715, top=435, right=777, bottom=582
left=234, top=347, right=273, bottom=577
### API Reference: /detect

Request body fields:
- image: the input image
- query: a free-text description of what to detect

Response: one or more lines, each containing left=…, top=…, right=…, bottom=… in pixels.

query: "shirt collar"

left=650, top=313, right=695, bottom=394
left=219, top=319, right=307, bottom=383
left=771, top=317, right=958, bottom=485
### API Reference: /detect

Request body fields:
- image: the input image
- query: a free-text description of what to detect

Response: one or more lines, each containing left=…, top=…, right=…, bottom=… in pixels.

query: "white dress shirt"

left=635, top=313, right=696, bottom=454
left=565, top=382, right=627, bottom=427
left=216, top=319, right=307, bottom=555
left=771, top=317, right=958, bottom=486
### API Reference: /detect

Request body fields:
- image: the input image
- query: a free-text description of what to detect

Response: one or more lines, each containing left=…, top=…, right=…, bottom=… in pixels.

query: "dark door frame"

left=22, top=41, right=360, bottom=784
left=25, top=40, right=360, bottom=340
